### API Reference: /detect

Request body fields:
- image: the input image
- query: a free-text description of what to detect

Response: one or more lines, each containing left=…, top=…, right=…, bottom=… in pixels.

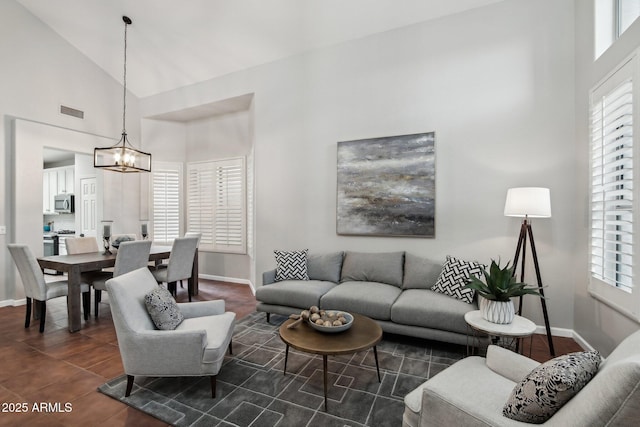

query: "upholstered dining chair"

left=176, top=232, right=201, bottom=291
left=152, top=236, right=199, bottom=301
left=106, top=267, right=235, bottom=398
left=7, top=244, right=91, bottom=332
left=92, top=240, right=152, bottom=317
left=65, top=236, right=112, bottom=281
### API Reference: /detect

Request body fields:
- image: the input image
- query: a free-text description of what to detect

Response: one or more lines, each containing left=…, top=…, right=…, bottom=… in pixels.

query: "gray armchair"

left=403, top=330, right=640, bottom=426
left=106, top=267, right=236, bottom=398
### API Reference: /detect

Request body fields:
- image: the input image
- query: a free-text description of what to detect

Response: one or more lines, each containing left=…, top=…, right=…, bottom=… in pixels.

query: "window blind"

left=591, top=78, right=634, bottom=293
left=187, top=157, right=246, bottom=254
left=152, top=163, right=182, bottom=244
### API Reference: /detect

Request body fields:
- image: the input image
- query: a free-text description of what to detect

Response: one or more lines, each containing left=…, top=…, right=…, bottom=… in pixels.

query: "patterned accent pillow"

left=144, top=286, right=184, bottom=330
left=431, top=255, right=483, bottom=303
left=503, top=351, right=601, bottom=423
left=275, top=249, right=309, bottom=281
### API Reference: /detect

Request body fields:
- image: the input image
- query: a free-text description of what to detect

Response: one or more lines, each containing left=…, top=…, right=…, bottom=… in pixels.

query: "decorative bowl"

left=308, top=311, right=354, bottom=333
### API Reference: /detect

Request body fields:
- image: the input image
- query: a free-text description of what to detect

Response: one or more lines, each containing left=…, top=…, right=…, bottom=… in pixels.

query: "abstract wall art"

left=337, top=132, right=435, bottom=237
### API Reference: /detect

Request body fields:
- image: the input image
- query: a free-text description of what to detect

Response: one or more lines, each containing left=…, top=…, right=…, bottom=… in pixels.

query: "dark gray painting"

left=337, top=132, right=435, bottom=237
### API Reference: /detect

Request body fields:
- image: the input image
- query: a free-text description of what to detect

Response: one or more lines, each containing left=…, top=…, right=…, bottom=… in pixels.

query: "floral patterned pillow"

left=144, top=286, right=184, bottom=330
left=503, top=351, right=601, bottom=423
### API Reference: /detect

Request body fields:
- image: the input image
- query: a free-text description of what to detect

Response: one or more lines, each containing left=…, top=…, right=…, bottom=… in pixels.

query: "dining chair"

left=152, top=236, right=199, bottom=301
left=92, top=240, right=152, bottom=317
left=65, top=236, right=113, bottom=309
left=175, top=232, right=201, bottom=291
left=7, top=244, right=91, bottom=332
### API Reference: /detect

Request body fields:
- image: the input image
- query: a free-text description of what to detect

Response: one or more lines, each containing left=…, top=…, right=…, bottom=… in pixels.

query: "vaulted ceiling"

left=18, top=0, right=504, bottom=98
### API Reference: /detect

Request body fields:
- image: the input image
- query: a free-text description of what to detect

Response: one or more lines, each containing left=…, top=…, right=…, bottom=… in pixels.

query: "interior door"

left=80, top=177, right=97, bottom=236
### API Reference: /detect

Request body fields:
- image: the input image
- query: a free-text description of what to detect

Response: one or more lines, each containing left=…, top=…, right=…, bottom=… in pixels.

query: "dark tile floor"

left=0, top=280, right=581, bottom=426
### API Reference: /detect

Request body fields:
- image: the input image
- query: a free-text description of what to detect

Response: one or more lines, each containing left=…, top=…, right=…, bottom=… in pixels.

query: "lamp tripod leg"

left=512, top=221, right=555, bottom=357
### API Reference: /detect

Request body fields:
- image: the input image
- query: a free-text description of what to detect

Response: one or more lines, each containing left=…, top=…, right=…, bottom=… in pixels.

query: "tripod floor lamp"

left=504, top=187, right=555, bottom=357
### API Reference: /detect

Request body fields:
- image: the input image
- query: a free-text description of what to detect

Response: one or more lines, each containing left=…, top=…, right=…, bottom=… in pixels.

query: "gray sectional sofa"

left=256, top=251, right=484, bottom=346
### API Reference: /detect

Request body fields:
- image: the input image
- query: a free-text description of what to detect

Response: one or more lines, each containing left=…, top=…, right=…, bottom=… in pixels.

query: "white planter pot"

left=479, top=298, right=515, bottom=324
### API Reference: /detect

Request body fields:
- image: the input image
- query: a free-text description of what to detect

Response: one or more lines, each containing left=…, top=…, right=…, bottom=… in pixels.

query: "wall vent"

left=60, top=105, right=84, bottom=119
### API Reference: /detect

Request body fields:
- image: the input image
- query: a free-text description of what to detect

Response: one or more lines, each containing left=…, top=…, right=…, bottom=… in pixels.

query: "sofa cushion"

left=391, top=289, right=475, bottom=335
left=144, top=286, right=184, bottom=330
left=320, top=281, right=402, bottom=320
left=255, top=280, right=336, bottom=309
left=503, top=351, right=601, bottom=424
left=340, top=251, right=405, bottom=287
left=274, top=249, right=309, bottom=281
left=431, top=255, right=483, bottom=304
left=307, top=252, right=344, bottom=283
left=403, top=254, right=442, bottom=289
left=175, top=312, right=236, bottom=364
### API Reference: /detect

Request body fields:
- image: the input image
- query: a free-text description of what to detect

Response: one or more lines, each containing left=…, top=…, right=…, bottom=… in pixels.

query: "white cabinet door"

left=43, top=171, right=50, bottom=213
left=65, top=167, right=74, bottom=194
left=47, top=171, right=57, bottom=212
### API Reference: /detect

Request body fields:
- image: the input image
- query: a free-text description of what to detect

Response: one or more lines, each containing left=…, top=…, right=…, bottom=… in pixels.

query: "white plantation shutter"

left=152, top=162, right=182, bottom=244
left=187, top=157, right=246, bottom=253
left=589, top=54, right=640, bottom=321
left=591, top=77, right=634, bottom=293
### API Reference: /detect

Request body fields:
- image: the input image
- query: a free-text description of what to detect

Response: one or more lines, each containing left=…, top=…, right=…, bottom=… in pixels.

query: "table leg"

left=189, top=250, right=199, bottom=296
left=283, top=345, right=289, bottom=375
left=323, top=355, right=328, bottom=411
left=373, top=346, right=381, bottom=382
left=67, top=266, right=82, bottom=332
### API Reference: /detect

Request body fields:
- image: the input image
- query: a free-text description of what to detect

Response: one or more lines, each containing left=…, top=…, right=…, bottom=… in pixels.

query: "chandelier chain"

left=122, top=18, right=128, bottom=135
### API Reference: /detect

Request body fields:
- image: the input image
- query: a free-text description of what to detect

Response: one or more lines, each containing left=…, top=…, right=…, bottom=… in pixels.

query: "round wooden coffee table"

left=279, top=312, right=383, bottom=411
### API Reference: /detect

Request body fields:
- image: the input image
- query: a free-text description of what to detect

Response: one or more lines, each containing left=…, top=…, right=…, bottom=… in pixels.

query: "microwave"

left=54, top=194, right=74, bottom=213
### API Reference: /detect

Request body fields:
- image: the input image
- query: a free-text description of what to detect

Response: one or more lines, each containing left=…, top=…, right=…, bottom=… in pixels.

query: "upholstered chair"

left=92, top=240, right=152, bottom=317
left=106, top=267, right=236, bottom=398
left=152, top=236, right=199, bottom=301
left=8, top=244, right=91, bottom=332
left=65, top=236, right=112, bottom=283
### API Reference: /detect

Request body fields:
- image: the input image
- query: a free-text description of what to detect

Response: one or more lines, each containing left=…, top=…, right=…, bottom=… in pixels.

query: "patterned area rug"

left=98, top=312, right=465, bottom=426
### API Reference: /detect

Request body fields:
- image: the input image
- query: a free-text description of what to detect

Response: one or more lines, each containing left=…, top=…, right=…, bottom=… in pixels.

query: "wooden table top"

left=279, top=312, right=382, bottom=356
left=37, top=245, right=171, bottom=271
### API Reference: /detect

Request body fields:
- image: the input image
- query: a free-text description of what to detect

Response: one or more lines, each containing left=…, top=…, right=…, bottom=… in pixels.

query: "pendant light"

left=94, top=16, right=151, bottom=173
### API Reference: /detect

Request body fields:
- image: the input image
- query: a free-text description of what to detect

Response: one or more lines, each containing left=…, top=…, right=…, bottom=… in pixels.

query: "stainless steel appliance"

left=43, top=234, right=60, bottom=275
left=56, top=230, right=76, bottom=256
left=54, top=194, right=74, bottom=213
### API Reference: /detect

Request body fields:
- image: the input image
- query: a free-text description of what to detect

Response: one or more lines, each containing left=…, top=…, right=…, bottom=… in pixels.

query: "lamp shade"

left=504, top=187, right=551, bottom=218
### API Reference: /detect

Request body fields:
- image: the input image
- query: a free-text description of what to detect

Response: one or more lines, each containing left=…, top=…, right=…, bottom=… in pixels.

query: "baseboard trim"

left=0, top=298, right=26, bottom=307
left=533, top=325, right=593, bottom=351
left=198, top=274, right=256, bottom=295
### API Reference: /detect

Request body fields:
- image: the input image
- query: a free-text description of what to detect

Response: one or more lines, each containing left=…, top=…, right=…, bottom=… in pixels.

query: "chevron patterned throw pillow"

left=275, top=249, right=310, bottom=281
left=431, top=255, right=484, bottom=304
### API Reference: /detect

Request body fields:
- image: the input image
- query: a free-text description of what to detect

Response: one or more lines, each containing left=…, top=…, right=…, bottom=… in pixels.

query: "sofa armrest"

left=486, top=345, right=540, bottom=382
left=263, top=269, right=277, bottom=285
left=178, top=300, right=225, bottom=318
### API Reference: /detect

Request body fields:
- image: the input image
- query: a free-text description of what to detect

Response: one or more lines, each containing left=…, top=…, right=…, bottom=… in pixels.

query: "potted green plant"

left=465, top=259, right=543, bottom=324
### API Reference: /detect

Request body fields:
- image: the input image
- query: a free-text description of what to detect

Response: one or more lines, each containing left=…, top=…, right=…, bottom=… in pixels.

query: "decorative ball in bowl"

left=308, top=310, right=354, bottom=333
left=111, top=236, right=135, bottom=249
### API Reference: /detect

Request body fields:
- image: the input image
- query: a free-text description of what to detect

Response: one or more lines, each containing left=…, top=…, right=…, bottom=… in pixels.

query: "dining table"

left=37, top=245, right=199, bottom=332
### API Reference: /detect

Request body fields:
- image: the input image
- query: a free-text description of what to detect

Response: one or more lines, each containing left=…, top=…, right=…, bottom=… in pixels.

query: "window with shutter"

left=589, top=54, right=640, bottom=320
left=187, top=157, right=246, bottom=254
left=151, top=162, right=182, bottom=244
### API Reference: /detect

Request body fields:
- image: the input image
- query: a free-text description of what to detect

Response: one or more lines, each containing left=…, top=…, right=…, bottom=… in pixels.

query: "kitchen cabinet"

left=43, top=166, right=74, bottom=214
left=56, top=167, right=74, bottom=194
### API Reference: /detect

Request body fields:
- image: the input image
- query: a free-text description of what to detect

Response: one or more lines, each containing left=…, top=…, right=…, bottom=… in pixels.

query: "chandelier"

left=94, top=16, right=151, bottom=173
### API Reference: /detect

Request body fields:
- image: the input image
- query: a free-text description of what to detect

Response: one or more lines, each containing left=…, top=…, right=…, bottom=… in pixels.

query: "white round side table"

left=464, top=310, right=537, bottom=356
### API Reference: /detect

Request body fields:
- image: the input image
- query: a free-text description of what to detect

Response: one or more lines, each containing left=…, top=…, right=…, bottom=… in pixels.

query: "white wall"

left=142, top=0, right=577, bottom=329
left=574, top=1, right=640, bottom=355
left=0, top=0, right=144, bottom=302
